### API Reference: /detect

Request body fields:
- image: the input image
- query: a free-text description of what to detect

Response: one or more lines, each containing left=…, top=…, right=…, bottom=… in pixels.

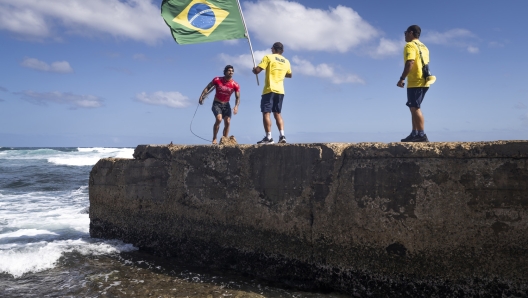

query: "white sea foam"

left=0, top=189, right=90, bottom=234
left=0, top=229, right=58, bottom=239
left=0, top=185, right=137, bottom=278
left=49, top=148, right=134, bottom=166
left=0, top=147, right=134, bottom=166
left=0, top=148, right=138, bottom=278
left=0, top=239, right=137, bottom=278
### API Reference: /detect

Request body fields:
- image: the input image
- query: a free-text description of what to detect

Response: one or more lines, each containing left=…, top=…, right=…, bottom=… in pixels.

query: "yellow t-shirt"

left=258, top=54, right=292, bottom=95
left=403, top=40, right=430, bottom=88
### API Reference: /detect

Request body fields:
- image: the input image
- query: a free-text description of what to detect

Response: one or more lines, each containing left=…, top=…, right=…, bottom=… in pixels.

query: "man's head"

left=271, top=42, right=284, bottom=54
left=223, top=65, right=234, bottom=77
left=405, top=25, right=421, bottom=42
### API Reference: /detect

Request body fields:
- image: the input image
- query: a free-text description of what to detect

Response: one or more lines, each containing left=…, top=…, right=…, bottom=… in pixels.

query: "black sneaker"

left=401, top=133, right=416, bottom=142
left=411, top=134, right=429, bottom=142
left=278, top=136, right=287, bottom=143
left=257, top=136, right=274, bottom=144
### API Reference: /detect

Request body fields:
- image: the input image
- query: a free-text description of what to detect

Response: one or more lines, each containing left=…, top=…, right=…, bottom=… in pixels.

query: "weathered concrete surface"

left=90, top=141, right=528, bottom=296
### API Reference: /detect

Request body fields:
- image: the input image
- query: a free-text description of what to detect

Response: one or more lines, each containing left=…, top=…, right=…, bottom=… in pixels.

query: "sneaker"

left=401, top=133, right=415, bottom=142
left=411, top=134, right=429, bottom=142
left=257, top=136, right=274, bottom=144
left=278, top=136, right=287, bottom=143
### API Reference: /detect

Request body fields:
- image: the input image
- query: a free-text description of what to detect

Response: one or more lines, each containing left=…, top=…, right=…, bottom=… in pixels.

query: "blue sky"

left=1, top=0, right=527, bottom=147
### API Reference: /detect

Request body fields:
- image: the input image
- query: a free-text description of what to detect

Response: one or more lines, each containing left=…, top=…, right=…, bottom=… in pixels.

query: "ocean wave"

left=0, top=148, right=138, bottom=279
left=0, top=147, right=134, bottom=166
left=0, top=229, right=58, bottom=240
left=0, top=239, right=137, bottom=278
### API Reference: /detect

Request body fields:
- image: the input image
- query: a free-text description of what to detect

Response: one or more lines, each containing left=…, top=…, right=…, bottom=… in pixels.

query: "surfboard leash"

left=190, top=86, right=216, bottom=143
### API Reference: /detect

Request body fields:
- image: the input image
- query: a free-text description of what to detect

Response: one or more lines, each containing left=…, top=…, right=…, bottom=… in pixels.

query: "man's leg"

left=402, top=88, right=428, bottom=142
left=273, top=112, right=284, bottom=131
left=410, top=107, right=424, bottom=131
left=257, top=93, right=274, bottom=144
left=212, top=114, right=222, bottom=144
left=223, top=117, right=231, bottom=137
left=409, top=107, right=428, bottom=141
left=256, top=112, right=274, bottom=144
left=263, top=112, right=272, bottom=133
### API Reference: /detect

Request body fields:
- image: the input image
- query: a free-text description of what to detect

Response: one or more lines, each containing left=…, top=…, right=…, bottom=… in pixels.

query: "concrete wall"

left=89, top=141, right=528, bottom=296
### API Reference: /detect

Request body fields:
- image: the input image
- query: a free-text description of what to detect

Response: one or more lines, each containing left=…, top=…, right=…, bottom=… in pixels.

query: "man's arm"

left=397, top=60, right=414, bottom=88
left=199, top=82, right=214, bottom=104
left=252, top=66, right=263, bottom=74
left=233, top=91, right=240, bottom=115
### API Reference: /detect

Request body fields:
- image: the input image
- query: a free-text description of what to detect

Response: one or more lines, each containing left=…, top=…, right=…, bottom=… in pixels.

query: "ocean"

left=0, top=147, right=347, bottom=297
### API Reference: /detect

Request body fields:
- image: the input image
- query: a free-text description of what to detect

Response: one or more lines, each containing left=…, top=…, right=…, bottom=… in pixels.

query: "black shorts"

left=406, top=87, right=429, bottom=108
left=260, top=92, right=284, bottom=113
left=212, top=101, right=231, bottom=118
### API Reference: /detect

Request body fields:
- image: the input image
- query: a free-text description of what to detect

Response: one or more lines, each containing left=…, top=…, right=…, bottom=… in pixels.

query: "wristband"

left=400, top=77, right=405, bottom=81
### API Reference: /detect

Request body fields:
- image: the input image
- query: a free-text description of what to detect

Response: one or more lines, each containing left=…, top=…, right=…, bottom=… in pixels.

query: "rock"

left=219, top=135, right=237, bottom=146
left=90, top=141, right=528, bottom=296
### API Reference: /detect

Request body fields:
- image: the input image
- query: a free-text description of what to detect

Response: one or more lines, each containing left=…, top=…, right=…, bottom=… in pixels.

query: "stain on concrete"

left=354, top=162, right=421, bottom=219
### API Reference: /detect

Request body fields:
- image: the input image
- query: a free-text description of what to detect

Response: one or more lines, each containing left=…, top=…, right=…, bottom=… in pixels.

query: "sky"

left=1, top=0, right=527, bottom=147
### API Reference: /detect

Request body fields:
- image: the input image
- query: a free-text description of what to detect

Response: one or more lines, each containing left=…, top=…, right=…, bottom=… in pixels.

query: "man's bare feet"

left=212, top=139, right=218, bottom=145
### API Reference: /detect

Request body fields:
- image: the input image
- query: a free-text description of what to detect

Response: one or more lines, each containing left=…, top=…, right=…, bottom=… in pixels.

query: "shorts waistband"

left=213, top=100, right=230, bottom=104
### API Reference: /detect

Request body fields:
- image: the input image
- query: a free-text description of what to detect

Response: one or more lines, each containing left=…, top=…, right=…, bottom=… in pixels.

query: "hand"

left=233, top=106, right=238, bottom=115
left=252, top=67, right=257, bottom=74
left=199, top=96, right=204, bottom=105
left=397, top=80, right=405, bottom=88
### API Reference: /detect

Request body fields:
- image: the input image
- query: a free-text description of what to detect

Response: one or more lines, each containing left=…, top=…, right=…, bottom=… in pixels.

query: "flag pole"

left=235, top=0, right=259, bottom=86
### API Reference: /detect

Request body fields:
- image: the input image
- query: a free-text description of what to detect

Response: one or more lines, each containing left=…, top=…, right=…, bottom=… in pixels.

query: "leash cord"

left=189, top=86, right=216, bottom=143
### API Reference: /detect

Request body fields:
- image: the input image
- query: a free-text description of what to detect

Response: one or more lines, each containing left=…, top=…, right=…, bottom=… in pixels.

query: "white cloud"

left=20, top=91, right=103, bottom=108
left=21, top=58, right=73, bottom=73
left=243, top=0, right=378, bottom=52
left=423, top=29, right=476, bottom=44
left=370, top=38, right=404, bottom=58
left=219, top=50, right=268, bottom=73
left=0, top=3, right=50, bottom=37
left=223, top=39, right=240, bottom=46
left=291, top=56, right=364, bottom=84
left=219, top=50, right=364, bottom=84
left=467, top=46, right=479, bottom=54
left=0, top=0, right=167, bottom=44
left=422, top=28, right=480, bottom=53
left=135, top=91, right=190, bottom=108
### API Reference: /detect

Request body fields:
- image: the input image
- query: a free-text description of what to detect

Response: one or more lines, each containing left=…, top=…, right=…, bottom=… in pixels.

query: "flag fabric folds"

left=161, top=0, right=246, bottom=45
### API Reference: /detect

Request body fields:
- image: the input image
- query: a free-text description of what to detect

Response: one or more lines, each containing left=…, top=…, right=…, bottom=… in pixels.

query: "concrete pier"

left=89, top=141, right=528, bottom=296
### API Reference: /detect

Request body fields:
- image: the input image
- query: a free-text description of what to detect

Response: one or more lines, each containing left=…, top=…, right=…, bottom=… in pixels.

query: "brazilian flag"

left=161, top=0, right=247, bottom=45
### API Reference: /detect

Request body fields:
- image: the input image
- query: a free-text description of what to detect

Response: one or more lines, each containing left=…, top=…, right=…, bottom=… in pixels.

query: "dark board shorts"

left=212, top=101, right=231, bottom=118
left=406, top=87, right=429, bottom=108
left=261, top=92, right=284, bottom=113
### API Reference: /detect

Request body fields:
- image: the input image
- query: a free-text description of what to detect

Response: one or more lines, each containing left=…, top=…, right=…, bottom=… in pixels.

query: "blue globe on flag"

left=188, top=3, right=215, bottom=30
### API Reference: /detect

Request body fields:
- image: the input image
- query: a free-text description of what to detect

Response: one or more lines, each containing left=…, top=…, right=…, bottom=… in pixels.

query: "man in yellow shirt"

left=252, top=42, right=292, bottom=144
left=397, top=25, right=432, bottom=142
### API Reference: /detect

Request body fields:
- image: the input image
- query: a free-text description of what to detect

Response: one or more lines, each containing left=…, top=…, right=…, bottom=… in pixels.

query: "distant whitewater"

left=0, top=147, right=341, bottom=297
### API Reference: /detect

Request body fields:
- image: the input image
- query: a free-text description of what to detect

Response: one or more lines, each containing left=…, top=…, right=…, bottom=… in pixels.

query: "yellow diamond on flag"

left=172, top=0, right=230, bottom=37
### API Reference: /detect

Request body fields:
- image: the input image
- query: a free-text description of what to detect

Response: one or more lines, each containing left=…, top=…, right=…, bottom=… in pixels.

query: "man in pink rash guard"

left=199, top=65, right=241, bottom=144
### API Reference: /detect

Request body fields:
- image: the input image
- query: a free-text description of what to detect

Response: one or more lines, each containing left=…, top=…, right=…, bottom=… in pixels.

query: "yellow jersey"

left=258, top=54, right=292, bottom=95
left=403, top=40, right=430, bottom=88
